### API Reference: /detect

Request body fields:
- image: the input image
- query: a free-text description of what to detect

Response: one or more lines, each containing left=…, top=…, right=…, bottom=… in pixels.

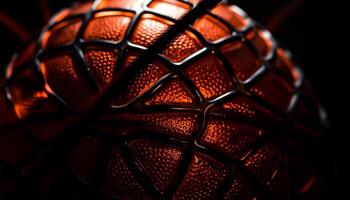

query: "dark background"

left=0, top=0, right=346, bottom=198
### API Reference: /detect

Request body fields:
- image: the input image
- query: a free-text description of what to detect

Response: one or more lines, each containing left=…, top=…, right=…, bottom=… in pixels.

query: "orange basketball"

left=0, top=0, right=327, bottom=199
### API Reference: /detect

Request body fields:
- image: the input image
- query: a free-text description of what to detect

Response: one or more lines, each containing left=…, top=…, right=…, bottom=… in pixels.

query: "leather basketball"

left=0, top=0, right=327, bottom=199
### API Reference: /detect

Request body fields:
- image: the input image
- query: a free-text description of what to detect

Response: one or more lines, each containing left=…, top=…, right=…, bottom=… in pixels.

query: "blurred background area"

left=0, top=0, right=344, bottom=198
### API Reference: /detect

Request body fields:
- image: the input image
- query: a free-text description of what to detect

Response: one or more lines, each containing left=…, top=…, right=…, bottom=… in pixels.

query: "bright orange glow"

left=84, top=13, right=132, bottom=42
left=14, top=91, right=48, bottom=118
left=193, top=14, right=231, bottom=42
left=276, top=48, right=301, bottom=83
left=142, top=13, right=174, bottom=25
left=130, top=14, right=173, bottom=48
left=148, top=0, right=190, bottom=19
left=94, top=11, right=134, bottom=18
left=97, top=0, right=143, bottom=10
left=212, top=4, right=250, bottom=31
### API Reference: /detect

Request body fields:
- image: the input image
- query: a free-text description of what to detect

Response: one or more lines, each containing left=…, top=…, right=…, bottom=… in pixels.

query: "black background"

left=0, top=0, right=346, bottom=198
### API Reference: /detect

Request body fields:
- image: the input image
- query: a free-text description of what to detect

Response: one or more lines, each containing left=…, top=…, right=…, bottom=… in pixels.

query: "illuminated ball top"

left=0, top=0, right=327, bottom=199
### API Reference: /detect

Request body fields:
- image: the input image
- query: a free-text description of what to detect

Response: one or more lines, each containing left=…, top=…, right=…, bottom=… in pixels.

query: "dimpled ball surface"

left=0, top=0, right=327, bottom=199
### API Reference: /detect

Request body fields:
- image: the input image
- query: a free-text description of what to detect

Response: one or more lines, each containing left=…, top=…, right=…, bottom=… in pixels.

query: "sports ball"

left=0, top=0, right=328, bottom=199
